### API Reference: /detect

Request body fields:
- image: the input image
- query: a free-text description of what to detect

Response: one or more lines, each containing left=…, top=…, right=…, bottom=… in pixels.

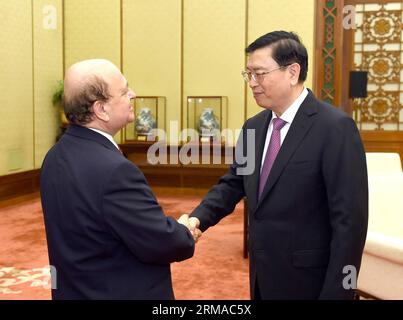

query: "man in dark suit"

left=187, top=31, right=368, bottom=299
left=40, top=59, right=196, bottom=299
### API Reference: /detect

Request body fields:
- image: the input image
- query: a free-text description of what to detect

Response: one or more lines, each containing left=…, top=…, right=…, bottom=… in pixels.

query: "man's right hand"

left=178, top=214, right=202, bottom=243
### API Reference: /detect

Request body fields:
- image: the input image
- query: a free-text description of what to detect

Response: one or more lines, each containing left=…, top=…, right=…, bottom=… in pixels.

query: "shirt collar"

left=272, top=87, right=309, bottom=124
left=88, top=128, right=120, bottom=150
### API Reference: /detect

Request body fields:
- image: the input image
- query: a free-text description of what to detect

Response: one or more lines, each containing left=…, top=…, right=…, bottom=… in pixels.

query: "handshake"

left=178, top=214, right=202, bottom=243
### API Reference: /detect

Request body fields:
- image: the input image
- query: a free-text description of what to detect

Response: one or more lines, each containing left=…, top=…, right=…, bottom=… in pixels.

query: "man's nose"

left=248, top=78, right=259, bottom=89
left=129, top=89, right=136, bottom=99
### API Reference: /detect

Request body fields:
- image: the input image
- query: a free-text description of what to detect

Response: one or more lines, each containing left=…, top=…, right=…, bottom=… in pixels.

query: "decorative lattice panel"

left=321, top=0, right=337, bottom=105
left=353, top=2, right=403, bottom=131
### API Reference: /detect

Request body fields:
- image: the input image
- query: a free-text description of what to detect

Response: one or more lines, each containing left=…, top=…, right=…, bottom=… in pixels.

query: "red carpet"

left=0, top=195, right=249, bottom=300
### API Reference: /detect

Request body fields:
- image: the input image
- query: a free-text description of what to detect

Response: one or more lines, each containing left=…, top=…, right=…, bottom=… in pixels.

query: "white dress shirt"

left=88, top=128, right=120, bottom=151
left=260, top=87, right=309, bottom=171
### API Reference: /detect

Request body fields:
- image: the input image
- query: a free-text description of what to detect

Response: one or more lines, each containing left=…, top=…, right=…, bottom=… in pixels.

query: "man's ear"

left=92, top=101, right=109, bottom=122
left=288, top=63, right=301, bottom=86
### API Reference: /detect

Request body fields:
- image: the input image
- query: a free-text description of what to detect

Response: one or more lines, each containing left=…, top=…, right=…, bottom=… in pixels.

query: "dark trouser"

left=254, top=278, right=262, bottom=300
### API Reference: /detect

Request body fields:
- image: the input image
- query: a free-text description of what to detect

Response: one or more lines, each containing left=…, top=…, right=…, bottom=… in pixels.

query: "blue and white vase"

left=135, top=107, right=157, bottom=135
left=198, top=107, right=220, bottom=137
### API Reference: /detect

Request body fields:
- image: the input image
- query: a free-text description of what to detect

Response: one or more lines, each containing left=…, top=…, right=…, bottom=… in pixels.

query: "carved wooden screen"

left=315, top=0, right=344, bottom=108
left=315, top=0, right=403, bottom=164
left=352, top=2, right=403, bottom=131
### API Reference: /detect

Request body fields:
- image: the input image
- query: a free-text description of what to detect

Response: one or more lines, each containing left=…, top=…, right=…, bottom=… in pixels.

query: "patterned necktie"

left=258, top=118, right=287, bottom=200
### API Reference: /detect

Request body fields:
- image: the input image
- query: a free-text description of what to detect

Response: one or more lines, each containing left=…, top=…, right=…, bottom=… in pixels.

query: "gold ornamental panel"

left=352, top=2, right=403, bottom=131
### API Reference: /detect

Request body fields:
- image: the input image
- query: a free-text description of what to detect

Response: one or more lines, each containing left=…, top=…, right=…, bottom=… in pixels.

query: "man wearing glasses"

left=187, top=31, right=368, bottom=299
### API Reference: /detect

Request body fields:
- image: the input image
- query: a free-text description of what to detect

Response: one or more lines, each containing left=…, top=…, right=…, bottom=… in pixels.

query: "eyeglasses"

left=241, top=64, right=291, bottom=83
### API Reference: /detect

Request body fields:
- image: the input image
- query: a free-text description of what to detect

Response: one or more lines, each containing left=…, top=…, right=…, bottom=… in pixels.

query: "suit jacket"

left=191, top=90, right=368, bottom=299
left=40, top=124, right=195, bottom=300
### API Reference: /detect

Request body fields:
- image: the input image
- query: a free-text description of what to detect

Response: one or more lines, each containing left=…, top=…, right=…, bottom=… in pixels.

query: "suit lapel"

left=254, top=92, right=319, bottom=213
left=247, top=110, right=272, bottom=213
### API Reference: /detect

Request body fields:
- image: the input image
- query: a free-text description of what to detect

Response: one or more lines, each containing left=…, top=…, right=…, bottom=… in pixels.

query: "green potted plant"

left=52, top=80, right=68, bottom=125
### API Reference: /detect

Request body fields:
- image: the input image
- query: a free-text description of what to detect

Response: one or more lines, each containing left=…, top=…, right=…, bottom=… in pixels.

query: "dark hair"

left=64, top=75, right=111, bottom=125
left=245, top=31, right=308, bottom=82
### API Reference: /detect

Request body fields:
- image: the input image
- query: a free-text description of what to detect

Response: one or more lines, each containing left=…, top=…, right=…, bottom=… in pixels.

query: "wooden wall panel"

left=183, top=0, right=246, bottom=144
left=33, top=0, right=64, bottom=168
left=122, top=0, right=182, bottom=144
left=0, top=0, right=34, bottom=176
